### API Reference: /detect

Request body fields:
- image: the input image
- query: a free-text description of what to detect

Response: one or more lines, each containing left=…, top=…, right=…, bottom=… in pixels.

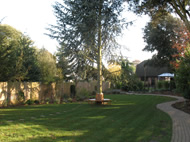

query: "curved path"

left=156, top=95, right=190, bottom=142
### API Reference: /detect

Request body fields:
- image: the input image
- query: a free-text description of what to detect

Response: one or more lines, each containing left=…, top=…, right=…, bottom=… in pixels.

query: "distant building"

left=136, top=60, right=170, bottom=86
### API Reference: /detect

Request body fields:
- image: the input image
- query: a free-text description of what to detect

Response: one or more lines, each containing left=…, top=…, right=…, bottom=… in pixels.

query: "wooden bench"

left=88, top=98, right=112, bottom=105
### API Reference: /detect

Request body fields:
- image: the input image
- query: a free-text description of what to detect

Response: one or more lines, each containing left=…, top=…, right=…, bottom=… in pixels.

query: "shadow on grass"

left=0, top=95, right=174, bottom=142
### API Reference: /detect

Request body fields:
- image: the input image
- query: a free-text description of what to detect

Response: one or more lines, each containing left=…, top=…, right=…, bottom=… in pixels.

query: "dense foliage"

left=171, top=27, right=190, bottom=68
left=106, top=62, right=121, bottom=88
left=120, top=60, right=143, bottom=91
left=0, top=25, right=40, bottom=81
left=175, top=47, right=190, bottom=99
left=170, top=24, right=190, bottom=99
left=48, top=0, right=126, bottom=93
left=143, top=14, right=184, bottom=66
left=126, top=0, right=190, bottom=32
left=37, top=48, right=58, bottom=83
left=0, top=24, right=59, bottom=83
left=106, top=59, right=143, bottom=91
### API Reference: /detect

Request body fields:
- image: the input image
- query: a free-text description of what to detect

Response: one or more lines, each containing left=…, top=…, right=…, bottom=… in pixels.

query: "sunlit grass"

left=0, top=95, right=176, bottom=142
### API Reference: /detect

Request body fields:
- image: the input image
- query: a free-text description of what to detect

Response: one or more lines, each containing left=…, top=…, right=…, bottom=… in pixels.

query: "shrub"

left=53, top=97, right=61, bottom=104
left=113, top=82, right=122, bottom=89
left=67, top=98, right=73, bottom=103
left=34, top=100, right=40, bottom=104
left=183, top=88, right=190, bottom=100
left=62, top=94, right=69, bottom=99
left=163, top=81, right=170, bottom=90
left=169, top=80, right=176, bottom=90
left=17, top=91, right=25, bottom=104
left=157, top=81, right=163, bottom=89
left=45, top=98, right=50, bottom=104
left=60, top=94, right=70, bottom=103
left=91, top=91, right=96, bottom=96
left=25, top=99, right=35, bottom=105
left=157, top=81, right=170, bottom=90
left=136, top=81, right=144, bottom=91
left=122, top=75, right=144, bottom=92
left=76, top=88, right=90, bottom=101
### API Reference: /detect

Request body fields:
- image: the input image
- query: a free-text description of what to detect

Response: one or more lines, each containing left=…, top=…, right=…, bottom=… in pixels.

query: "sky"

left=0, top=0, right=154, bottom=62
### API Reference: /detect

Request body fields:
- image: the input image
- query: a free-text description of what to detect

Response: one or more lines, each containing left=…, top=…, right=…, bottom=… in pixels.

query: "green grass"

left=0, top=95, right=176, bottom=142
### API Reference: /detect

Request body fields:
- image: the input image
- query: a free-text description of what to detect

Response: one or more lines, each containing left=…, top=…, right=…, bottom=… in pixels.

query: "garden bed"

left=172, top=101, right=190, bottom=114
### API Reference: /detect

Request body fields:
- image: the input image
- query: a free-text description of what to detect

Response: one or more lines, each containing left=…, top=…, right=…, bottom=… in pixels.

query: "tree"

left=120, top=59, right=135, bottom=90
left=105, top=58, right=141, bottom=91
left=175, top=46, right=190, bottom=99
left=48, top=0, right=126, bottom=97
left=171, top=26, right=190, bottom=68
left=0, top=24, right=41, bottom=81
left=143, top=14, right=184, bottom=66
left=19, top=35, right=41, bottom=81
left=56, top=47, right=72, bottom=81
left=0, top=24, right=24, bottom=81
left=170, top=22, right=190, bottom=99
left=126, top=0, right=190, bottom=32
left=37, top=48, right=57, bottom=83
left=106, top=62, right=122, bottom=88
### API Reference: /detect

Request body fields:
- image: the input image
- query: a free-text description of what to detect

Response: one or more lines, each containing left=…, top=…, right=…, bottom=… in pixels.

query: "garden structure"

left=88, top=98, right=112, bottom=105
left=136, top=60, right=171, bottom=86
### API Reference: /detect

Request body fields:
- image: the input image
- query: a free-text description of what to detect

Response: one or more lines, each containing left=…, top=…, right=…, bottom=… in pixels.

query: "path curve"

left=156, top=95, right=190, bottom=142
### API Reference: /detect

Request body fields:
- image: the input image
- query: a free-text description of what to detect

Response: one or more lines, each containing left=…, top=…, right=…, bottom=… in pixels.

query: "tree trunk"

left=97, top=32, right=102, bottom=94
left=96, top=0, right=104, bottom=101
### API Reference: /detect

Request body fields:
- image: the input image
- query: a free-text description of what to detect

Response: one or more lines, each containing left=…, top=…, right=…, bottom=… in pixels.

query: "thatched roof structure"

left=136, top=60, right=170, bottom=78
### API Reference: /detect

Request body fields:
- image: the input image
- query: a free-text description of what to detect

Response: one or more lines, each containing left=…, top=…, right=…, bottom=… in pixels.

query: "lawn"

left=0, top=95, right=176, bottom=142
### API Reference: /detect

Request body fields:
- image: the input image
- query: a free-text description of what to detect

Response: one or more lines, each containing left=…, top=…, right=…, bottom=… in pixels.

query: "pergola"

left=158, top=73, right=174, bottom=81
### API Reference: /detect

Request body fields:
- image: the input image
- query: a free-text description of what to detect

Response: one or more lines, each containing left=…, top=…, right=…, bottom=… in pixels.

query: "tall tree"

left=175, top=47, right=190, bottom=99
left=126, top=0, right=190, bottom=31
left=143, top=14, right=184, bottom=66
left=0, top=24, right=41, bottom=81
left=47, top=0, right=126, bottom=97
left=171, top=25, right=190, bottom=68
left=19, top=35, right=41, bottom=81
left=0, top=24, right=24, bottom=81
left=37, top=48, right=57, bottom=83
left=56, top=48, right=72, bottom=81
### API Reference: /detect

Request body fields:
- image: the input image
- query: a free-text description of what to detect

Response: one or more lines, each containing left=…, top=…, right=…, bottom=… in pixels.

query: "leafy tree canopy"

left=19, top=35, right=41, bottom=81
left=175, top=46, right=190, bottom=99
left=0, top=24, right=40, bottom=81
left=0, top=24, right=24, bottom=81
left=126, top=0, right=190, bottom=31
left=143, top=14, right=185, bottom=66
left=37, top=48, right=58, bottom=83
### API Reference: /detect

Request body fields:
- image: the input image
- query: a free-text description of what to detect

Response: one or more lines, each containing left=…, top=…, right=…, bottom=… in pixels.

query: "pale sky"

left=0, top=0, right=153, bottom=62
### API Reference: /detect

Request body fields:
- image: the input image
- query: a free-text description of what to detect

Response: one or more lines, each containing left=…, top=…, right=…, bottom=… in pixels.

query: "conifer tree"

left=48, top=0, right=126, bottom=96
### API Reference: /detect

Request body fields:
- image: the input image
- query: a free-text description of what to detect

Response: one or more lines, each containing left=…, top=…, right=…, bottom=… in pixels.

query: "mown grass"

left=0, top=95, right=176, bottom=142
